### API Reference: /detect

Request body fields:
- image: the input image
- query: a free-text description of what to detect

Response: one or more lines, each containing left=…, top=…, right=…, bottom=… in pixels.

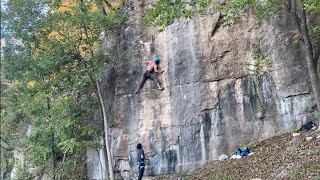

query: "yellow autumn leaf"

left=27, top=81, right=36, bottom=89
left=58, top=0, right=75, bottom=12
left=91, top=3, right=98, bottom=12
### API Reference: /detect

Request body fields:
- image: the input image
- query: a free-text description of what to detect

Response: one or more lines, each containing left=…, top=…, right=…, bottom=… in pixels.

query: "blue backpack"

left=237, top=148, right=250, bottom=156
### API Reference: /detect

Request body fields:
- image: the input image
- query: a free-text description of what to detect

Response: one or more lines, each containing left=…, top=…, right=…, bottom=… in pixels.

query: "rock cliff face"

left=92, top=1, right=318, bottom=179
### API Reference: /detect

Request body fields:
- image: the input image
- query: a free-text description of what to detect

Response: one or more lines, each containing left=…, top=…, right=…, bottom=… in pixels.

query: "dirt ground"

left=153, top=130, right=320, bottom=180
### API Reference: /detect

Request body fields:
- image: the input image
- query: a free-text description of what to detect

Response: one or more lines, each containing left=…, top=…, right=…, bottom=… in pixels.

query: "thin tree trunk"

left=103, top=0, right=113, bottom=9
left=79, top=1, right=114, bottom=178
left=290, top=0, right=320, bottom=113
left=58, top=153, right=66, bottom=180
left=47, top=97, right=56, bottom=180
left=96, top=81, right=115, bottom=180
left=298, top=4, right=320, bottom=113
left=52, top=135, right=55, bottom=180
left=78, top=54, right=114, bottom=180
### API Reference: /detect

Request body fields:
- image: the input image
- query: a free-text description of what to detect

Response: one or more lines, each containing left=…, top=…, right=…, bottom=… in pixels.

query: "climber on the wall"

left=134, top=56, right=165, bottom=94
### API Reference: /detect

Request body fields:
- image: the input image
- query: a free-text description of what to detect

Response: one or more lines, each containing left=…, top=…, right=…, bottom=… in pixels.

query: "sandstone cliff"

left=90, top=1, right=318, bottom=179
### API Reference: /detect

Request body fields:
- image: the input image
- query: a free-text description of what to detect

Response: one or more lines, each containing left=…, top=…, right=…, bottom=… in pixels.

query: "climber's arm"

left=154, top=64, right=160, bottom=73
left=144, top=60, right=150, bottom=64
left=154, top=64, right=164, bottom=73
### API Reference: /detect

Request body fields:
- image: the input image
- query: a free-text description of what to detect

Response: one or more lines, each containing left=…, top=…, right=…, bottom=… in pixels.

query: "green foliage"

left=143, top=0, right=312, bottom=29
left=257, top=97, right=265, bottom=114
left=249, top=44, right=268, bottom=85
left=304, top=0, right=320, bottom=14
left=1, top=0, right=46, bottom=42
left=249, top=44, right=267, bottom=114
left=14, top=166, right=33, bottom=180
left=311, top=26, right=320, bottom=41
left=1, top=0, right=126, bottom=178
left=252, top=44, right=268, bottom=69
left=219, top=0, right=318, bottom=26
left=142, top=0, right=259, bottom=28
left=0, top=150, right=14, bottom=180
left=253, top=0, right=284, bottom=20
left=1, top=42, right=33, bottom=81
left=57, top=150, right=88, bottom=179
left=142, top=0, right=196, bottom=31
left=219, top=0, right=255, bottom=26
left=218, top=0, right=288, bottom=26
left=143, top=0, right=320, bottom=45
left=142, top=0, right=274, bottom=29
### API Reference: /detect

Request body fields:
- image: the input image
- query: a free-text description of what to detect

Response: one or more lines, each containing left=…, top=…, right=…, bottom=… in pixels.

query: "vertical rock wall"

left=86, top=138, right=107, bottom=180
left=93, top=1, right=318, bottom=179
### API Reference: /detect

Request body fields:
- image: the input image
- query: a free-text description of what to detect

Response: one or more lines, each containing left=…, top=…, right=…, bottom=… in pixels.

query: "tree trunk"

left=96, top=81, right=115, bottom=180
left=78, top=1, right=115, bottom=178
left=76, top=53, right=114, bottom=180
left=298, top=5, right=320, bottom=113
left=103, top=0, right=113, bottom=9
left=52, top=135, right=55, bottom=180
left=47, top=97, right=56, bottom=180
left=58, top=153, right=66, bottom=180
left=290, top=0, right=320, bottom=114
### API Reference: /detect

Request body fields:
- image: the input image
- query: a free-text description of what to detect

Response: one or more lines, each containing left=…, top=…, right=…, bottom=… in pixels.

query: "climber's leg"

left=150, top=73, right=164, bottom=90
left=135, top=74, right=147, bottom=94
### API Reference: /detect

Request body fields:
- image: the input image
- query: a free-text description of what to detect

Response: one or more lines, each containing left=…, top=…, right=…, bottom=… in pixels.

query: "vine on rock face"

left=250, top=44, right=268, bottom=115
left=250, top=44, right=268, bottom=86
left=142, top=0, right=196, bottom=31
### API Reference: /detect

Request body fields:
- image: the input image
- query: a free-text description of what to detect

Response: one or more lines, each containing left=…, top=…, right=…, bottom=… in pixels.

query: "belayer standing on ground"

left=135, top=56, right=165, bottom=94
left=136, top=143, right=145, bottom=180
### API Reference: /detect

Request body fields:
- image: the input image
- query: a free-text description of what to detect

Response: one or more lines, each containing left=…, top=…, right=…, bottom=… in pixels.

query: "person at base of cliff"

left=135, top=56, right=165, bottom=94
left=136, top=143, right=145, bottom=180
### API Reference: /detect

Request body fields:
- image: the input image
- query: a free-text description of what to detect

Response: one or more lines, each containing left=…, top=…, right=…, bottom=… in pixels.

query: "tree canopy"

left=1, top=0, right=126, bottom=179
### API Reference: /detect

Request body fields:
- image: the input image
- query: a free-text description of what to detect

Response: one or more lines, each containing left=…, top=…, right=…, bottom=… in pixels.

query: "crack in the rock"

left=283, top=92, right=310, bottom=99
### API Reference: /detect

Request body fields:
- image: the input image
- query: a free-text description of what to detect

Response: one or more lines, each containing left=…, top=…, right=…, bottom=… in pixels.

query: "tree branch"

left=0, top=136, right=11, bottom=144
left=1, top=81, right=13, bottom=87
left=56, top=30, right=69, bottom=39
left=76, top=53, right=98, bottom=92
left=0, top=145, right=14, bottom=151
left=103, top=0, right=113, bottom=9
left=95, top=0, right=108, bottom=16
